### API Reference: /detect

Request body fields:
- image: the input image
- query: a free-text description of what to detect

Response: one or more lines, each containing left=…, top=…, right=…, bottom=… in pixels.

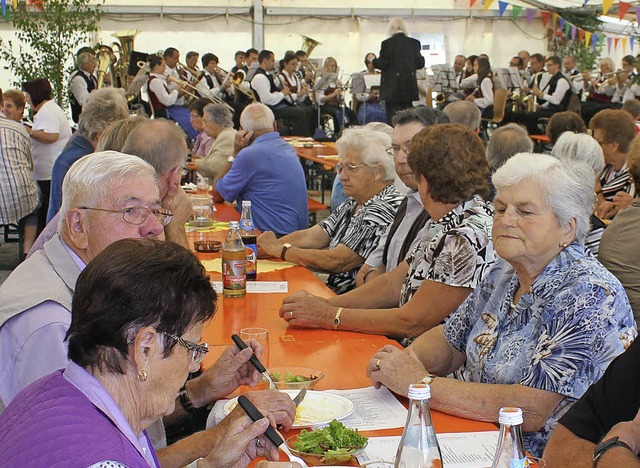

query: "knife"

left=292, top=388, right=306, bottom=407
left=231, top=334, right=277, bottom=390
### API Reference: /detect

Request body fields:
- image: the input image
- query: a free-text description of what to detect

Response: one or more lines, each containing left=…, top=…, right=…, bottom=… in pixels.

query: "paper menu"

left=357, top=431, right=499, bottom=468
left=325, top=386, right=408, bottom=431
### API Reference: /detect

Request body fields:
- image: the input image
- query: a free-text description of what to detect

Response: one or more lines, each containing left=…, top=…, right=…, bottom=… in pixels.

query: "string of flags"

left=472, top=0, right=640, bottom=54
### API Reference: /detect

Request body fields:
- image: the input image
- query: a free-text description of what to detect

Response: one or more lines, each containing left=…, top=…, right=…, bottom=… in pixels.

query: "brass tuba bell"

left=94, top=44, right=117, bottom=88
left=111, top=30, right=139, bottom=88
left=301, top=35, right=321, bottom=56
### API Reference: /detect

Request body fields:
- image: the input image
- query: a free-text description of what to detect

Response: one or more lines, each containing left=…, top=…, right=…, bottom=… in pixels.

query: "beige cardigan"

left=194, top=126, right=236, bottom=181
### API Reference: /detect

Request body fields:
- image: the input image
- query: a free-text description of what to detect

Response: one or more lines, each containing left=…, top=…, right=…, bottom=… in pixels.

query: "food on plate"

left=270, top=371, right=317, bottom=383
left=292, top=419, right=367, bottom=457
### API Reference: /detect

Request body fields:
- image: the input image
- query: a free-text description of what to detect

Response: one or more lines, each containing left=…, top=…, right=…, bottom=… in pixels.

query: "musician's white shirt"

left=149, top=73, right=178, bottom=107
left=473, top=77, right=494, bottom=110
left=199, top=71, right=225, bottom=99
left=276, top=70, right=305, bottom=104
left=251, top=72, right=285, bottom=106
left=69, top=69, right=95, bottom=107
left=164, top=65, right=184, bottom=105
left=538, top=73, right=571, bottom=108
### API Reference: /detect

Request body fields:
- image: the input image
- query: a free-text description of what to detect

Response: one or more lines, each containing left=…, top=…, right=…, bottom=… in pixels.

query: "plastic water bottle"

left=222, top=221, right=246, bottom=297
left=239, top=200, right=257, bottom=281
left=395, top=383, right=443, bottom=468
left=491, top=407, right=528, bottom=468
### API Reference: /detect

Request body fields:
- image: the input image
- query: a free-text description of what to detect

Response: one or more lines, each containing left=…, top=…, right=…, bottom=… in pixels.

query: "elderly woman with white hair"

left=258, top=127, right=403, bottom=293
left=551, top=131, right=606, bottom=254
left=367, top=153, right=636, bottom=457
left=194, top=103, right=236, bottom=181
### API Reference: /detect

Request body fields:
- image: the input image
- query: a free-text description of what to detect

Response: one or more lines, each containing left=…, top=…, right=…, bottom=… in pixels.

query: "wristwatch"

left=280, top=243, right=292, bottom=260
left=332, top=307, right=344, bottom=330
left=593, top=436, right=634, bottom=463
left=420, top=374, right=436, bottom=386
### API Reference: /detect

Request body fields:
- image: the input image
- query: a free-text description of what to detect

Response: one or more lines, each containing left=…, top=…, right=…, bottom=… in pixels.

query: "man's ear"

left=65, top=209, right=89, bottom=250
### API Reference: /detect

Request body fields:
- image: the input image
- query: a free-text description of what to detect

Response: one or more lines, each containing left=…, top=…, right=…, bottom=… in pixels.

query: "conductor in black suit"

left=373, top=18, right=425, bottom=124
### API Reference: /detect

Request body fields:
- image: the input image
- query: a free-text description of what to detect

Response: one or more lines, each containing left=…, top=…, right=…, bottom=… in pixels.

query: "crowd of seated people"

left=5, top=34, right=640, bottom=467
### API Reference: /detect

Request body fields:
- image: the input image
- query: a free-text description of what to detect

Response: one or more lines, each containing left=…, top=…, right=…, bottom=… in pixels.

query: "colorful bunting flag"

left=607, top=37, right=613, bottom=53
left=571, top=25, right=577, bottom=40
left=592, top=34, right=599, bottom=48
left=511, top=5, right=522, bottom=19
left=631, top=37, right=635, bottom=51
left=498, top=1, right=508, bottom=16
left=541, top=11, right=551, bottom=27
left=619, top=1, right=632, bottom=20
left=602, top=0, right=614, bottom=16
left=1, top=0, right=5, bottom=16
left=623, top=37, right=628, bottom=51
left=636, top=6, right=640, bottom=24
left=583, top=0, right=589, bottom=4
left=470, top=0, right=477, bottom=8
left=526, top=8, right=536, bottom=24
left=585, top=31, right=592, bottom=47
left=559, top=18, right=565, bottom=29
left=578, top=28, right=585, bottom=43
left=564, top=21, right=571, bottom=38
left=615, top=37, right=620, bottom=49
left=552, top=12, right=558, bottom=27
left=484, top=0, right=495, bottom=11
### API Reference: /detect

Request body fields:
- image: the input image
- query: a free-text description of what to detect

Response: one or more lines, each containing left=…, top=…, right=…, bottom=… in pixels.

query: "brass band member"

left=465, top=56, right=494, bottom=118
left=275, top=52, right=310, bottom=105
left=580, top=58, right=616, bottom=126
left=198, top=53, right=232, bottom=101
left=163, top=47, right=184, bottom=105
left=314, top=57, right=357, bottom=132
left=295, top=50, right=315, bottom=89
left=69, top=51, right=98, bottom=123
left=351, top=52, right=387, bottom=124
left=183, top=51, right=200, bottom=82
left=231, top=50, right=245, bottom=74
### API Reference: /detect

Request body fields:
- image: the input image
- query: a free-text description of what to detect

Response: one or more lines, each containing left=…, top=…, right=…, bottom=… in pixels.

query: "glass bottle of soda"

left=222, top=221, right=246, bottom=297
left=491, top=407, right=528, bottom=468
left=239, top=200, right=257, bottom=281
left=395, top=383, right=443, bottom=467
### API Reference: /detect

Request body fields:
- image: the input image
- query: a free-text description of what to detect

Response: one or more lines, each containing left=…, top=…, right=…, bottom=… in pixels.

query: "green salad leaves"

left=292, top=419, right=368, bottom=459
left=270, top=371, right=313, bottom=382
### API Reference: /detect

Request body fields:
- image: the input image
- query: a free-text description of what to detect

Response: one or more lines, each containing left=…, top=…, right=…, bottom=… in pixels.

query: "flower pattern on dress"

left=444, top=242, right=637, bottom=457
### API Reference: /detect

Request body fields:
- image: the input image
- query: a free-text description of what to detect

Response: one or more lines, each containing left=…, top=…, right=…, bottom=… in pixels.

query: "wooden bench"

left=308, top=197, right=328, bottom=225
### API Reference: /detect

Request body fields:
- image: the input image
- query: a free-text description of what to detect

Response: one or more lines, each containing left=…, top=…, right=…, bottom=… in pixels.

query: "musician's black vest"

left=250, top=68, right=279, bottom=104
left=545, top=72, right=572, bottom=112
left=69, top=70, right=96, bottom=123
left=381, top=197, right=430, bottom=267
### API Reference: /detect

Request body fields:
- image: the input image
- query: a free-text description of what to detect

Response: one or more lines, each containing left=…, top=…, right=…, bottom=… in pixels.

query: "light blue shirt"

left=444, top=241, right=637, bottom=456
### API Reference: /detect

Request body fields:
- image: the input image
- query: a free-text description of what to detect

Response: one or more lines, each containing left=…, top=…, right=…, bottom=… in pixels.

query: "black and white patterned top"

left=319, top=184, right=403, bottom=294
left=600, top=163, right=635, bottom=201
left=399, top=196, right=496, bottom=308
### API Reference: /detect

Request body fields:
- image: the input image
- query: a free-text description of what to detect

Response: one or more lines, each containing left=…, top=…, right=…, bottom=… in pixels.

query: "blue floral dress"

left=444, top=241, right=637, bottom=456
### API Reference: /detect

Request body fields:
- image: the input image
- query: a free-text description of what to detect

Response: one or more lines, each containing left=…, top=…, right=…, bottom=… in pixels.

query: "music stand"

left=495, top=67, right=524, bottom=90
left=431, top=65, right=456, bottom=96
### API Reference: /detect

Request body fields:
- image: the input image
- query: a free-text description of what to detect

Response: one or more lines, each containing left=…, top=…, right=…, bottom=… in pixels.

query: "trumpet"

left=572, top=71, right=601, bottom=82
left=164, top=72, right=234, bottom=111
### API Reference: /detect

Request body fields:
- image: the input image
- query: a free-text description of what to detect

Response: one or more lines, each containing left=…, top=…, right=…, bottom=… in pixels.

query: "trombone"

left=216, top=66, right=256, bottom=101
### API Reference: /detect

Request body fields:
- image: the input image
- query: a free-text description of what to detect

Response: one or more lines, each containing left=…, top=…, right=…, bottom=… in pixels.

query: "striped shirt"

left=0, top=116, right=40, bottom=224
left=319, top=184, right=403, bottom=294
left=600, top=163, right=635, bottom=201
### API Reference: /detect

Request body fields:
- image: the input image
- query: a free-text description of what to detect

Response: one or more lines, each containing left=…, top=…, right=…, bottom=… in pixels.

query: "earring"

left=560, top=242, right=567, bottom=248
left=137, top=370, right=148, bottom=382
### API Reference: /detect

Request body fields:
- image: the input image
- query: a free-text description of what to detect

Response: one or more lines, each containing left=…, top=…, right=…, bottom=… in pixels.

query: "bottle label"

left=245, top=243, right=257, bottom=277
left=240, top=218, right=254, bottom=231
left=223, top=259, right=246, bottom=289
left=510, top=458, right=529, bottom=468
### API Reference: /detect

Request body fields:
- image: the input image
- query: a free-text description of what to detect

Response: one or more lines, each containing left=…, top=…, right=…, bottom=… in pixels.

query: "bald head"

left=240, top=103, right=276, bottom=133
left=443, top=101, right=482, bottom=131
left=121, top=119, right=187, bottom=175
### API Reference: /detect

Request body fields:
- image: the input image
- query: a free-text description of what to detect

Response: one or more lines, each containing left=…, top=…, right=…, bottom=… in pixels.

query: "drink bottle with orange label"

left=222, top=221, right=246, bottom=297
left=239, top=200, right=257, bottom=281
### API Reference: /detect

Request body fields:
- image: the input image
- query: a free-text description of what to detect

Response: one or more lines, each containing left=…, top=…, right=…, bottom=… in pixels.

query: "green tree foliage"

left=0, top=0, right=102, bottom=108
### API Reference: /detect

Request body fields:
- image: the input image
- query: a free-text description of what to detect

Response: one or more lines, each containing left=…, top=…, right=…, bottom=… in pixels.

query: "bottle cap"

left=242, top=200, right=252, bottom=206
left=229, top=221, right=239, bottom=229
left=407, top=383, right=431, bottom=400
left=498, top=407, right=523, bottom=425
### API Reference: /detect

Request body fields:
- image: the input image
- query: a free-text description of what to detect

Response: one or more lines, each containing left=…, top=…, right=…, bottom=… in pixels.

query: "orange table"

left=192, top=206, right=496, bottom=461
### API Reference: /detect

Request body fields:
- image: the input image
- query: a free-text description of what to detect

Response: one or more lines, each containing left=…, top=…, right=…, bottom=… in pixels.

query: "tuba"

left=111, top=30, right=139, bottom=88
left=301, top=35, right=321, bottom=56
left=94, top=45, right=117, bottom=88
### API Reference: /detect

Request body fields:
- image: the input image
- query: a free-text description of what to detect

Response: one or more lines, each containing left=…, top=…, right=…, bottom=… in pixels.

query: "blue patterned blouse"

left=444, top=241, right=637, bottom=457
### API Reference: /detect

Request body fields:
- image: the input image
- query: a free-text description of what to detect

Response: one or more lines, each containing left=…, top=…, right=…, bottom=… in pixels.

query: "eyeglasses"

left=78, top=206, right=173, bottom=226
left=162, top=332, right=209, bottom=364
left=387, top=144, right=411, bottom=158
left=335, top=162, right=366, bottom=174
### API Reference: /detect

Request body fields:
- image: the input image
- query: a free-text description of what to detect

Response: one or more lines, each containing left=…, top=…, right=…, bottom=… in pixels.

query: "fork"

left=237, top=395, right=309, bottom=468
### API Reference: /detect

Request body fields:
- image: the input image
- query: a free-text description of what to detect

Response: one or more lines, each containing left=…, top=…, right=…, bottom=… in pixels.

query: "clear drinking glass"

left=239, top=327, right=269, bottom=367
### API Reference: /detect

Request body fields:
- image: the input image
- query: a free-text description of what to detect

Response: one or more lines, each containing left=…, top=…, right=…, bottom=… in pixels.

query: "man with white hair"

left=0, top=151, right=295, bottom=465
left=48, top=87, right=129, bottom=221
left=443, top=100, right=482, bottom=132
left=213, top=102, right=309, bottom=235
left=373, top=17, right=425, bottom=124
left=69, top=51, right=98, bottom=123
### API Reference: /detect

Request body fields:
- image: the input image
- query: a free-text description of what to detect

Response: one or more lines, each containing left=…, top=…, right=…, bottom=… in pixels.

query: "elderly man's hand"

left=245, top=389, right=297, bottom=430
left=367, top=345, right=428, bottom=397
left=200, top=416, right=277, bottom=468
left=163, top=186, right=192, bottom=227
left=597, top=200, right=618, bottom=220
left=602, top=407, right=640, bottom=456
left=234, top=129, right=253, bottom=155
left=613, top=191, right=634, bottom=211
left=257, top=231, right=283, bottom=259
left=279, top=291, right=334, bottom=329
left=192, top=339, right=263, bottom=404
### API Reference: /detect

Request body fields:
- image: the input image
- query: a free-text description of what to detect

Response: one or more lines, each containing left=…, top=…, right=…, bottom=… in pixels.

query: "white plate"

left=223, top=390, right=355, bottom=428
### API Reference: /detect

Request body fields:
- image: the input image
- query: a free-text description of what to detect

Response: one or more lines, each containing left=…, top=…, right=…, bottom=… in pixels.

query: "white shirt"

left=69, top=69, right=95, bottom=106
left=30, top=100, right=72, bottom=181
left=276, top=70, right=305, bottom=104
left=473, top=77, right=494, bottom=110
left=198, top=71, right=225, bottom=99
left=164, top=65, right=184, bottom=105
left=251, top=72, right=285, bottom=106
left=148, top=73, right=178, bottom=107
left=539, top=74, right=571, bottom=108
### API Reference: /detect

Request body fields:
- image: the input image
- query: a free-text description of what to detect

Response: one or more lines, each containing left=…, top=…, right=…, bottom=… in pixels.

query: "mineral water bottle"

left=239, top=200, right=257, bottom=281
left=395, top=383, right=443, bottom=468
left=491, top=407, right=528, bottom=468
left=222, top=221, right=246, bottom=297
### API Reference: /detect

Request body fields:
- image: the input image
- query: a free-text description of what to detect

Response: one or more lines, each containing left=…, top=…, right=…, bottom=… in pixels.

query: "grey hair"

left=486, top=123, right=533, bottom=170
left=240, top=103, right=275, bottom=132
left=121, top=119, right=187, bottom=174
left=77, top=51, right=94, bottom=68
left=337, top=128, right=395, bottom=182
left=388, top=17, right=408, bottom=36
left=58, top=151, right=158, bottom=232
left=551, top=132, right=605, bottom=175
left=363, top=121, right=393, bottom=137
left=77, top=88, right=129, bottom=141
left=443, top=101, right=482, bottom=131
left=492, top=153, right=594, bottom=243
left=203, top=103, right=233, bottom=128
left=600, top=57, right=615, bottom=70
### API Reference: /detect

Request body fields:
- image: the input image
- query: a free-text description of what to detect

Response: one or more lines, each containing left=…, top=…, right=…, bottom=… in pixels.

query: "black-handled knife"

left=237, top=395, right=283, bottom=447
left=231, top=334, right=277, bottom=389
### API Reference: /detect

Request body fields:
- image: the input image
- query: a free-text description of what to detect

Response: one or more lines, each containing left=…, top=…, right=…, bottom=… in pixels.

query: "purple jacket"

left=0, top=369, right=159, bottom=467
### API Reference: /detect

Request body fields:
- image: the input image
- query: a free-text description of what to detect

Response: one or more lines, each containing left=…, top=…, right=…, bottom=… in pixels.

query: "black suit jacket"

left=372, top=33, right=425, bottom=102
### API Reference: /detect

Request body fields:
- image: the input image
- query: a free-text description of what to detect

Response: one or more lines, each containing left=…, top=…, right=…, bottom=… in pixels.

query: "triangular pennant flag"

left=1, top=0, right=5, bottom=16
left=571, top=25, right=577, bottom=40
left=498, top=1, right=508, bottom=16
left=585, top=31, right=592, bottom=46
left=578, top=28, right=585, bottom=43
left=559, top=18, right=565, bottom=28
left=512, top=5, right=522, bottom=19
left=552, top=12, right=559, bottom=27
left=541, top=11, right=551, bottom=27
left=623, top=37, right=628, bottom=51
left=583, top=0, right=589, bottom=4
left=592, top=34, right=599, bottom=48
left=527, top=8, right=536, bottom=24
left=602, top=0, right=614, bottom=16
left=608, top=37, right=613, bottom=53
left=484, top=0, right=495, bottom=12
left=631, top=37, right=635, bottom=51
left=564, top=21, right=571, bottom=38
left=620, top=2, right=632, bottom=20
left=470, top=0, right=477, bottom=7
left=615, top=37, right=620, bottom=49
left=637, top=6, right=640, bottom=24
